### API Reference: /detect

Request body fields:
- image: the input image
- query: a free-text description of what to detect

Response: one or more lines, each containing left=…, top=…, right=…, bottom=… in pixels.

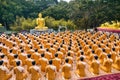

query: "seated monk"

left=45, top=48, right=52, bottom=60
left=31, top=49, right=40, bottom=64
left=53, top=53, right=61, bottom=72
left=25, top=54, right=34, bottom=71
left=105, top=47, right=111, bottom=54
left=44, top=42, right=51, bottom=49
left=66, top=51, right=74, bottom=57
left=0, top=54, right=8, bottom=67
left=87, top=51, right=97, bottom=65
left=100, top=54, right=113, bottom=73
left=24, top=43, right=32, bottom=51
left=75, top=44, right=81, bottom=53
left=85, top=49, right=91, bottom=58
left=38, top=53, right=48, bottom=72
left=110, top=50, right=117, bottom=63
left=62, top=58, right=72, bottom=80
left=53, top=45, right=58, bottom=51
left=49, top=45, right=56, bottom=58
left=54, top=42, right=60, bottom=48
left=83, top=45, right=89, bottom=52
left=88, top=50, right=95, bottom=60
left=0, top=54, right=5, bottom=60
left=76, top=50, right=83, bottom=57
left=0, top=60, right=12, bottom=80
left=100, top=43, right=106, bottom=48
left=26, top=49, right=35, bottom=55
left=14, top=61, right=27, bottom=80
left=114, top=46, right=120, bottom=53
left=11, top=44, right=18, bottom=54
left=76, top=57, right=86, bottom=77
left=112, top=56, right=120, bottom=70
left=99, top=49, right=107, bottom=64
left=60, top=47, right=66, bottom=55
left=45, top=60, right=57, bottom=80
left=89, top=56, right=100, bottom=75
left=38, top=46, right=45, bottom=54
left=67, top=46, right=75, bottom=55
left=7, top=49, right=15, bottom=65
left=1, top=44, right=8, bottom=55
left=61, top=44, right=67, bottom=53
left=66, top=53, right=73, bottom=67
left=106, top=43, right=112, bottom=49
left=56, top=48, right=64, bottom=60
left=76, top=51, right=86, bottom=61
left=11, top=54, right=22, bottom=67
left=19, top=50, right=27, bottom=66
left=92, top=44, right=98, bottom=51
left=95, top=48, right=102, bottom=57
left=29, top=61, right=41, bottom=80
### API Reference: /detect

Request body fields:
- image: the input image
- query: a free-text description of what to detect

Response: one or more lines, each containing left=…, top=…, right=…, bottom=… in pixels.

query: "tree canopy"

left=0, top=0, right=120, bottom=31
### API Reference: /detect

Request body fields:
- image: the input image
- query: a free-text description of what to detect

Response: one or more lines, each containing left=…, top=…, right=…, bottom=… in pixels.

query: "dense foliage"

left=0, top=0, right=120, bottom=31
left=45, top=16, right=77, bottom=30
left=10, top=16, right=36, bottom=31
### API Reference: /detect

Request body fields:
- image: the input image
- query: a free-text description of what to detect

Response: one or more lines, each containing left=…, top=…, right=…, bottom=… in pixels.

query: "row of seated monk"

left=0, top=49, right=120, bottom=80
left=0, top=45, right=120, bottom=66
left=0, top=30, right=120, bottom=80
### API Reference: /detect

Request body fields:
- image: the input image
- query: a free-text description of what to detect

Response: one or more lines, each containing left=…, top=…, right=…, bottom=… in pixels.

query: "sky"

left=58, top=0, right=71, bottom=2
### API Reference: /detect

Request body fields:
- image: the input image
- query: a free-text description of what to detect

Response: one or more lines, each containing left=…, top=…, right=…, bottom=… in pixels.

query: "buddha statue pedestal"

left=35, top=27, right=48, bottom=31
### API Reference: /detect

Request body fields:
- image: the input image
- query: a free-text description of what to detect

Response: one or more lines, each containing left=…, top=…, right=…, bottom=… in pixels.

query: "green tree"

left=10, top=16, right=36, bottom=31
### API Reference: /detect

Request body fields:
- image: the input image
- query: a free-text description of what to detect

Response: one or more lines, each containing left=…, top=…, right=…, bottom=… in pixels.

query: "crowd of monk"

left=0, top=30, right=120, bottom=80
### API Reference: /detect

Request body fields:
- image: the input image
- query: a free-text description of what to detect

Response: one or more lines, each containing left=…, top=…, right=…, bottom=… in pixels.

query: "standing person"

left=45, top=60, right=57, bottom=80
left=62, top=58, right=72, bottom=80
left=14, top=61, right=27, bottom=80
left=29, top=61, right=41, bottom=80
left=0, top=60, right=12, bottom=80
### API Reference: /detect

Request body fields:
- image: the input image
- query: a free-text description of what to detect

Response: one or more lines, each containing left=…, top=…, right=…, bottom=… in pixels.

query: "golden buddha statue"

left=35, top=13, right=48, bottom=30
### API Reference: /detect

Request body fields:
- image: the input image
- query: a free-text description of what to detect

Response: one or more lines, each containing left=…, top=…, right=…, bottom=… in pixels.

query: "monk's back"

left=62, top=63, right=71, bottom=79
left=77, top=62, right=85, bottom=74
left=46, top=65, right=56, bottom=80
left=29, top=66, right=41, bottom=80
left=14, top=67, right=24, bottom=80
left=53, top=58, right=61, bottom=71
left=39, top=58, right=48, bottom=72
left=0, top=68, right=6, bottom=80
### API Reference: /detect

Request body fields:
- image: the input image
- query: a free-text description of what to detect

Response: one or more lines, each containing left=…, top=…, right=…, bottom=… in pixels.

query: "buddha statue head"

left=38, top=13, right=42, bottom=18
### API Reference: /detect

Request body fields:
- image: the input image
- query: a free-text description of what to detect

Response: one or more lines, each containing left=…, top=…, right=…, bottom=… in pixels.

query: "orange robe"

left=46, top=65, right=57, bottom=80
left=29, top=65, right=41, bottom=80
left=14, top=66, right=27, bottom=80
